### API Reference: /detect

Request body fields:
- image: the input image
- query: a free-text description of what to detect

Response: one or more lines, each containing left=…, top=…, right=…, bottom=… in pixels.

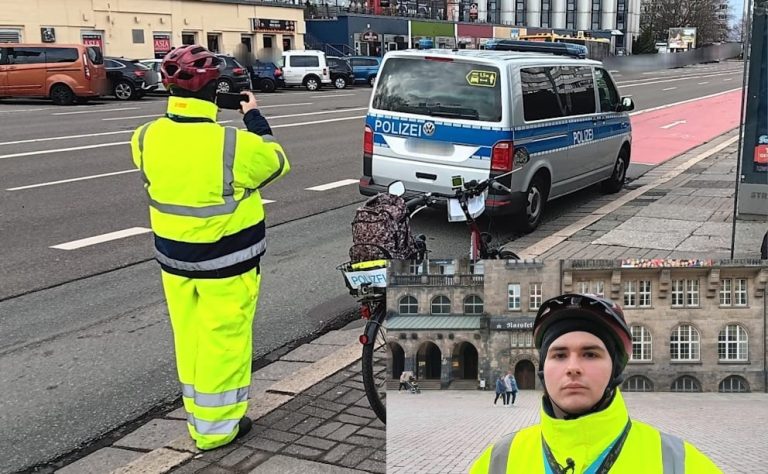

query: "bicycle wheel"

left=361, top=302, right=387, bottom=424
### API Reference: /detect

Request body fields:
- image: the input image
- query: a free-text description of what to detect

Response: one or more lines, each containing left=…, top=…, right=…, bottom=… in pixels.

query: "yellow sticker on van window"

left=466, top=70, right=497, bottom=87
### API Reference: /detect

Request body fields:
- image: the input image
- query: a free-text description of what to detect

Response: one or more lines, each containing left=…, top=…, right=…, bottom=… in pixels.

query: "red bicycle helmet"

left=161, top=45, right=223, bottom=92
left=534, top=293, right=632, bottom=369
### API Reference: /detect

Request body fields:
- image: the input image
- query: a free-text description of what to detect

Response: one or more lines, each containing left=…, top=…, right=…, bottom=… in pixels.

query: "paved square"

left=387, top=390, right=768, bottom=473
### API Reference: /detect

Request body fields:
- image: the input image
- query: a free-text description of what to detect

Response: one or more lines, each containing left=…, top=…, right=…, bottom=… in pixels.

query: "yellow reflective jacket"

left=469, top=390, right=722, bottom=474
left=130, top=96, right=290, bottom=278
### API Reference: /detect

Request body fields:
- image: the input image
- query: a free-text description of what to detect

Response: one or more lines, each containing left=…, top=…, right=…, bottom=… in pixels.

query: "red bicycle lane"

left=629, top=89, right=743, bottom=165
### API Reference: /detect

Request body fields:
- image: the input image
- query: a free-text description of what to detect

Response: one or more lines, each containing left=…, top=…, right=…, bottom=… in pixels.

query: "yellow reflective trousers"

left=161, top=267, right=260, bottom=450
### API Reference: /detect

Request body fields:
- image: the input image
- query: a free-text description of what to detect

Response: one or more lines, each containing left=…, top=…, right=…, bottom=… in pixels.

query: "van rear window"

left=86, top=46, right=104, bottom=65
left=372, top=57, right=502, bottom=122
left=46, top=48, right=79, bottom=63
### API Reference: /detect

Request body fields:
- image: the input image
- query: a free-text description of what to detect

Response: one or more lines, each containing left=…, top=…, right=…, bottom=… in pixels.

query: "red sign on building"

left=153, top=35, right=172, bottom=56
left=82, top=34, right=103, bottom=50
left=755, top=145, right=768, bottom=165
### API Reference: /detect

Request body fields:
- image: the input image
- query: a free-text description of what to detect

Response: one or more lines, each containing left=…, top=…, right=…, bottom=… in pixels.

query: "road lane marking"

left=6, top=169, right=139, bottom=191
left=100, top=102, right=318, bottom=121
left=306, top=179, right=358, bottom=191
left=103, top=114, right=159, bottom=121
left=313, top=93, right=356, bottom=98
left=616, top=70, right=742, bottom=85
left=660, top=120, right=687, bottom=129
left=619, top=72, right=741, bottom=88
left=272, top=115, right=365, bottom=129
left=662, top=87, right=677, bottom=91
left=262, top=199, right=275, bottom=204
left=52, top=107, right=141, bottom=116
left=0, top=130, right=132, bottom=146
left=0, top=142, right=129, bottom=160
left=698, top=82, right=709, bottom=85
left=0, top=107, right=53, bottom=113
left=51, top=227, right=152, bottom=250
left=267, top=107, right=367, bottom=120
left=724, top=78, right=733, bottom=81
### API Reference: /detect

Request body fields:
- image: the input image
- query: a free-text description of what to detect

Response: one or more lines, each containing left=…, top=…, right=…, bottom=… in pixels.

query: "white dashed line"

left=51, top=227, right=152, bottom=250
left=662, top=87, right=677, bottom=91
left=698, top=82, right=709, bottom=85
left=6, top=169, right=139, bottom=191
left=52, top=107, right=140, bottom=116
left=0, top=142, right=129, bottom=160
left=306, top=179, right=358, bottom=191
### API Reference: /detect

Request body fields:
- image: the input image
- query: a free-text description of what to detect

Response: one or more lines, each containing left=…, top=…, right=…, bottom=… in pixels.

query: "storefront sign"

left=490, top=317, right=534, bottom=331
left=41, top=27, right=56, bottom=43
left=250, top=19, right=296, bottom=33
left=362, top=31, right=380, bottom=42
left=153, top=34, right=172, bottom=57
left=82, top=34, right=103, bottom=50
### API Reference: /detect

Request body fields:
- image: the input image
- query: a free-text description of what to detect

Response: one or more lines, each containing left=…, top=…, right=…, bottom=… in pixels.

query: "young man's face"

left=543, top=331, right=613, bottom=417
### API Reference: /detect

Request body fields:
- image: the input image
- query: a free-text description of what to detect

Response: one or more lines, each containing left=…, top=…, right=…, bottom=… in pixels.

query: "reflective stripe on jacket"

left=130, top=96, right=290, bottom=278
left=469, top=390, right=723, bottom=474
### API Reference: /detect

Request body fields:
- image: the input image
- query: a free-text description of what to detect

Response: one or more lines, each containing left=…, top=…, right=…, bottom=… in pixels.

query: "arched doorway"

left=514, top=360, right=536, bottom=389
left=390, top=342, right=405, bottom=381
left=416, top=342, right=442, bottom=379
left=451, top=342, right=478, bottom=379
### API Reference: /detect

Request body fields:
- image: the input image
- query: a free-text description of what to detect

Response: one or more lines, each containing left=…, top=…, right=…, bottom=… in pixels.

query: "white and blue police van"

left=359, top=40, right=635, bottom=232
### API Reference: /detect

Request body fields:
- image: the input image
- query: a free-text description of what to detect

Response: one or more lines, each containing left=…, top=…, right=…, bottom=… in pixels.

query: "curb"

left=106, top=340, right=364, bottom=474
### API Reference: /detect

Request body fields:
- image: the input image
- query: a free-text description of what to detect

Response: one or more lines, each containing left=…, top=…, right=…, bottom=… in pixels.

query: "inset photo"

left=385, top=258, right=768, bottom=473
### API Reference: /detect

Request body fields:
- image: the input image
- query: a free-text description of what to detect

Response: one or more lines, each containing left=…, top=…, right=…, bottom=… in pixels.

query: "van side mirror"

left=620, top=96, right=634, bottom=112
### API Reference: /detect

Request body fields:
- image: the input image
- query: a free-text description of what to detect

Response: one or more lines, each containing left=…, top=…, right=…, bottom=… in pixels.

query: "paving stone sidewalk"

left=55, top=321, right=386, bottom=474
left=512, top=129, right=767, bottom=260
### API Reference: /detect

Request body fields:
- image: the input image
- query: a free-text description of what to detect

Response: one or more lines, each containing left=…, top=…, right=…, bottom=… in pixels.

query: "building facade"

left=0, top=0, right=304, bottom=63
left=386, top=259, right=768, bottom=394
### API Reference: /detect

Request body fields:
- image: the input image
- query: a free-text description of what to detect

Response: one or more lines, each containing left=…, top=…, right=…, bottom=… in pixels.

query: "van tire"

left=601, top=148, right=629, bottom=194
left=303, top=75, right=321, bottom=91
left=517, top=175, right=548, bottom=233
left=114, top=80, right=135, bottom=101
left=50, top=84, right=75, bottom=105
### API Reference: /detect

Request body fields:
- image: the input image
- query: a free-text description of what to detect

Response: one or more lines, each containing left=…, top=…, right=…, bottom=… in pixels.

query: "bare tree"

left=641, top=0, right=730, bottom=45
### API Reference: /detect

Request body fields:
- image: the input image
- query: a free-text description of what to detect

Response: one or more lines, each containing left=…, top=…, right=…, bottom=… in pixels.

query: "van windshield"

left=372, top=57, right=502, bottom=122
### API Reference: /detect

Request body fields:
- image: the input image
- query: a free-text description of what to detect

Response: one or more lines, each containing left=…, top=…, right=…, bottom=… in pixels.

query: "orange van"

left=0, top=43, right=109, bottom=105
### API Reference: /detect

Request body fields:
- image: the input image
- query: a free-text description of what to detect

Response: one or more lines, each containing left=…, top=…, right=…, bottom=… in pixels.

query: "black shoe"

left=234, top=416, right=252, bottom=441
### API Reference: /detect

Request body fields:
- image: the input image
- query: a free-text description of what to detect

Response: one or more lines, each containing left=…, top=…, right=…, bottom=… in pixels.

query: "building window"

left=670, top=325, right=700, bottom=361
left=623, top=375, right=653, bottom=392
left=470, top=260, right=484, bottom=275
left=207, top=33, right=221, bottom=53
left=399, top=295, right=418, bottom=314
left=431, top=295, right=451, bottom=315
left=512, top=331, right=533, bottom=347
left=263, top=36, right=274, bottom=49
left=671, top=376, right=701, bottom=392
left=719, top=376, right=749, bottom=393
left=437, top=261, right=455, bottom=275
left=672, top=279, right=699, bottom=307
left=464, top=295, right=484, bottom=315
left=566, top=0, right=575, bottom=29
left=508, top=284, right=521, bottom=311
left=718, top=324, right=748, bottom=361
left=529, top=283, right=543, bottom=310
left=182, top=32, right=196, bottom=45
left=720, top=279, right=732, bottom=306
left=241, top=34, right=253, bottom=53
left=735, top=278, right=748, bottom=306
left=623, top=281, right=636, bottom=307
left=408, top=261, right=423, bottom=275
left=630, top=325, right=652, bottom=361
left=638, top=280, right=651, bottom=307
left=132, top=29, right=145, bottom=44
left=577, top=280, right=604, bottom=297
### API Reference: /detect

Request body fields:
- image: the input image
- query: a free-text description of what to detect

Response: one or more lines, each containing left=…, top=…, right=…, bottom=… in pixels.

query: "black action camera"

left=216, top=92, right=249, bottom=110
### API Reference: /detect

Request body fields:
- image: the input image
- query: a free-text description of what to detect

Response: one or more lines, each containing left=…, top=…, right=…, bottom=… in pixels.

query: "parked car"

left=138, top=58, right=165, bottom=92
left=0, top=43, right=108, bottom=105
left=327, top=56, right=355, bottom=89
left=349, top=56, right=382, bottom=87
left=105, top=57, right=158, bottom=100
left=246, top=60, right=285, bottom=93
left=281, top=50, right=331, bottom=91
left=214, top=54, right=252, bottom=92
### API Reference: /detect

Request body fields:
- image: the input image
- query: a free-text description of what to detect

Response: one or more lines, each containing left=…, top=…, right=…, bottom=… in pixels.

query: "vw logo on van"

left=422, top=122, right=436, bottom=136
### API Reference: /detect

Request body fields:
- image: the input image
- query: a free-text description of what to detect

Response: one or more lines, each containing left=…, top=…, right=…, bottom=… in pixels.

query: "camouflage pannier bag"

left=350, top=193, right=419, bottom=263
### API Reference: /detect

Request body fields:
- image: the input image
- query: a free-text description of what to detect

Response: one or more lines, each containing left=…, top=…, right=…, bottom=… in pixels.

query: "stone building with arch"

left=386, top=258, right=768, bottom=393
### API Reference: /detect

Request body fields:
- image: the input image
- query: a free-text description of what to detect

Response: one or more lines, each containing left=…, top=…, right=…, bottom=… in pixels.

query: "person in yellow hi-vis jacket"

left=130, top=45, right=289, bottom=451
left=470, top=293, right=722, bottom=474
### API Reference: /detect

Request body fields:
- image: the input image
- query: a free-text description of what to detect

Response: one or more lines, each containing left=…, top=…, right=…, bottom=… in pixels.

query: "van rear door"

left=368, top=55, right=507, bottom=194
left=0, top=47, right=8, bottom=95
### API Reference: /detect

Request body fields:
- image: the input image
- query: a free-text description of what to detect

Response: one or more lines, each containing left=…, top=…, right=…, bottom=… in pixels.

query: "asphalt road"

left=0, top=60, right=745, bottom=472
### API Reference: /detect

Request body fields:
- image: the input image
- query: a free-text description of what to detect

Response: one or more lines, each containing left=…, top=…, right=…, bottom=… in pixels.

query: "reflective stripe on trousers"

left=486, top=431, right=686, bottom=473
left=182, top=384, right=249, bottom=408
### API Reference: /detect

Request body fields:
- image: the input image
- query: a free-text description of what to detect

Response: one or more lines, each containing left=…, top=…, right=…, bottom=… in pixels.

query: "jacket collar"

left=166, top=96, right=218, bottom=121
left=540, top=389, right=629, bottom=451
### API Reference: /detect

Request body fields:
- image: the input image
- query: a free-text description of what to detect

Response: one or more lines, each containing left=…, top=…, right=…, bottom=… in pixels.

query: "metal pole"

left=730, top=0, right=755, bottom=259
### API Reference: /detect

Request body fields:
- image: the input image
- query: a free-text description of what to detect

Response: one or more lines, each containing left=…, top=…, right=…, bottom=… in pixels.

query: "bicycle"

left=338, top=175, right=519, bottom=424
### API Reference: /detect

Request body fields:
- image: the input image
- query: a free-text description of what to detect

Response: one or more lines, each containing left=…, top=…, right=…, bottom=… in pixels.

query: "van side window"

left=595, top=68, right=620, bottom=112
left=9, top=47, right=45, bottom=65
left=563, top=66, right=597, bottom=116
left=290, top=56, right=319, bottom=67
left=520, top=66, right=567, bottom=121
left=46, top=48, right=79, bottom=63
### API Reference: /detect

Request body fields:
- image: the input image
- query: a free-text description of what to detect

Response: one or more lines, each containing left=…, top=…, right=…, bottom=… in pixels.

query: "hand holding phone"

left=216, top=92, right=249, bottom=111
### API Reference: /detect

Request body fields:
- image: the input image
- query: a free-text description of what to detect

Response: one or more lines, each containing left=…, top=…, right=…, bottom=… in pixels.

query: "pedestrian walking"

left=130, top=45, right=290, bottom=451
left=503, top=371, right=515, bottom=406
left=470, top=293, right=721, bottom=473
left=493, top=376, right=505, bottom=405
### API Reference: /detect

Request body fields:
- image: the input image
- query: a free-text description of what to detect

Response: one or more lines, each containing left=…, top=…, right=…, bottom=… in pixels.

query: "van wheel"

left=601, top=148, right=629, bottom=194
left=334, top=76, right=347, bottom=89
left=304, top=76, right=320, bottom=91
left=50, top=84, right=75, bottom=105
left=260, top=78, right=276, bottom=93
left=114, top=80, right=134, bottom=101
left=517, top=176, right=548, bottom=233
left=368, top=75, right=376, bottom=87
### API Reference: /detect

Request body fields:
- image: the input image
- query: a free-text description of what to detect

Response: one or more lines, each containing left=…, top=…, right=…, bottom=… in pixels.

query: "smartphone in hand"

left=216, top=92, right=249, bottom=110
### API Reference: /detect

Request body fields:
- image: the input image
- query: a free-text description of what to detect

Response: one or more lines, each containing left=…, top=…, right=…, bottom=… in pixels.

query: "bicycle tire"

left=361, top=305, right=387, bottom=424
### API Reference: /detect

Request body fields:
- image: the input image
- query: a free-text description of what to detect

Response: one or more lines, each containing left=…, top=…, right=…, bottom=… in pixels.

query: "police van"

left=359, top=40, right=634, bottom=232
